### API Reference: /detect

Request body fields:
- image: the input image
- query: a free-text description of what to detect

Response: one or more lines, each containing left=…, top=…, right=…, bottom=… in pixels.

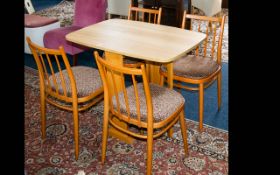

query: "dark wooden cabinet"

left=222, top=0, right=228, bottom=8
left=132, top=0, right=186, bottom=27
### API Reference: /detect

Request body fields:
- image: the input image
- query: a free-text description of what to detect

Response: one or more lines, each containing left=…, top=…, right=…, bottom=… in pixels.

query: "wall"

left=192, top=0, right=222, bottom=16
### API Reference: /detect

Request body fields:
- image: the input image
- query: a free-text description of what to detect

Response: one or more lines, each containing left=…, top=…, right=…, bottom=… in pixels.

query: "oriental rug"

left=24, top=67, right=228, bottom=175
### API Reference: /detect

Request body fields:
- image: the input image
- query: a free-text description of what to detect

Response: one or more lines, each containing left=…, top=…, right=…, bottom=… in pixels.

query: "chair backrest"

left=73, top=0, right=107, bottom=27
left=128, top=0, right=162, bottom=24
left=24, top=0, right=35, bottom=14
left=181, top=10, right=226, bottom=64
left=26, top=37, right=77, bottom=102
left=94, top=51, right=153, bottom=129
left=107, top=0, right=131, bottom=16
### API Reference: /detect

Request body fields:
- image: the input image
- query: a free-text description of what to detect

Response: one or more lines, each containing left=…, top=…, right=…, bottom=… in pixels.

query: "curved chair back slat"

left=95, top=51, right=153, bottom=128
left=26, top=37, right=77, bottom=101
left=182, top=11, right=226, bottom=64
left=128, top=1, right=162, bottom=25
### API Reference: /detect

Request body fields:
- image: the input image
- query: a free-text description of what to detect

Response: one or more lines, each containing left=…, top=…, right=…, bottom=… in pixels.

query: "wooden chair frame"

left=128, top=2, right=162, bottom=24
left=94, top=51, right=188, bottom=175
left=160, top=10, right=226, bottom=131
left=27, top=37, right=104, bottom=160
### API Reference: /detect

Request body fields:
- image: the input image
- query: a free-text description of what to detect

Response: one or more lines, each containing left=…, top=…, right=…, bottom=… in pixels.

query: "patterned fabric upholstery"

left=112, top=83, right=185, bottom=122
left=123, top=56, right=144, bottom=65
left=160, top=55, right=220, bottom=79
left=48, top=66, right=102, bottom=97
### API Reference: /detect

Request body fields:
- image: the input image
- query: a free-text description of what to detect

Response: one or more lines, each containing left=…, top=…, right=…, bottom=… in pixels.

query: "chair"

left=43, top=0, right=107, bottom=66
left=94, top=51, right=188, bottom=175
left=123, top=1, right=162, bottom=68
left=160, top=10, right=226, bottom=131
left=26, top=37, right=104, bottom=160
left=24, top=0, right=35, bottom=14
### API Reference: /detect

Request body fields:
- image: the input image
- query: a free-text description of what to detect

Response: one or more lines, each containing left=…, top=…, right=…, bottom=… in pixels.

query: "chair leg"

left=73, top=54, right=78, bottom=66
left=101, top=95, right=110, bottom=164
left=73, top=103, right=79, bottom=160
left=176, top=82, right=182, bottom=94
left=40, top=90, right=46, bottom=139
left=146, top=123, right=153, bottom=175
left=199, top=83, right=204, bottom=132
left=217, top=73, right=222, bottom=110
left=179, top=110, right=188, bottom=155
left=145, top=63, right=150, bottom=83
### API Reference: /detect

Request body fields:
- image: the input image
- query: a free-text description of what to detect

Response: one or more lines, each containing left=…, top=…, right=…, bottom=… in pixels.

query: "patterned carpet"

left=34, top=0, right=228, bottom=63
left=24, top=67, right=228, bottom=174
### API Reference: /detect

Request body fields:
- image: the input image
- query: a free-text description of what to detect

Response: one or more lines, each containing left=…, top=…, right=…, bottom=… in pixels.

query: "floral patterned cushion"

left=48, top=66, right=102, bottom=97
left=123, top=56, right=144, bottom=65
left=161, top=55, right=220, bottom=79
left=112, top=83, right=185, bottom=122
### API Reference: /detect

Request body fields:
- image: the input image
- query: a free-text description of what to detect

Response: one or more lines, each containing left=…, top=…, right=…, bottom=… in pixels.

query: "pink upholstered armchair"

left=43, top=0, right=107, bottom=66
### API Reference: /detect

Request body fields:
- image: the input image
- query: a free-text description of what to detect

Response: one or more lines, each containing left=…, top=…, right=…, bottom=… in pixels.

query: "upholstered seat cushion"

left=160, top=55, right=220, bottom=79
left=113, top=83, right=185, bottom=122
left=123, top=56, right=144, bottom=65
left=48, top=66, right=102, bottom=97
left=25, top=14, right=58, bottom=28
left=43, top=26, right=89, bottom=55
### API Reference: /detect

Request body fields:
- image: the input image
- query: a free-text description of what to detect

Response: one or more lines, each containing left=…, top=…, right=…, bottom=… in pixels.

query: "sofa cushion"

left=25, top=14, right=58, bottom=28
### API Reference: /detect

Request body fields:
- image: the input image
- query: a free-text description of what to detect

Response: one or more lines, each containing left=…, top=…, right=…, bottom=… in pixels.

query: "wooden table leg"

left=166, top=62, right=174, bottom=137
left=146, top=62, right=161, bottom=85
left=166, top=63, right=174, bottom=89
left=104, top=51, right=135, bottom=144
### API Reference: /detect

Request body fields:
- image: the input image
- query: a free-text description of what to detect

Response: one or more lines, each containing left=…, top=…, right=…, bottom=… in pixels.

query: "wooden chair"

left=123, top=1, right=162, bottom=68
left=26, top=37, right=104, bottom=160
left=94, top=51, right=188, bottom=175
left=160, top=10, right=226, bottom=131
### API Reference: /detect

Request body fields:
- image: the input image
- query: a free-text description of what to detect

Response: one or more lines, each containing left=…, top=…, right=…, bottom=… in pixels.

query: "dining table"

left=66, top=18, right=206, bottom=143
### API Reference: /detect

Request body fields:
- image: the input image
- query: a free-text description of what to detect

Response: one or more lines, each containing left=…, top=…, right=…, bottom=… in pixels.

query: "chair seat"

left=48, top=66, right=102, bottom=98
left=25, top=14, right=58, bottom=28
left=123, top=56, right=144, bottom=65
left=160, top=55, right=220, bottom=79
left=113, top=83, right=185, bottom=122
left=43, top=26, right=89, bottom=55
